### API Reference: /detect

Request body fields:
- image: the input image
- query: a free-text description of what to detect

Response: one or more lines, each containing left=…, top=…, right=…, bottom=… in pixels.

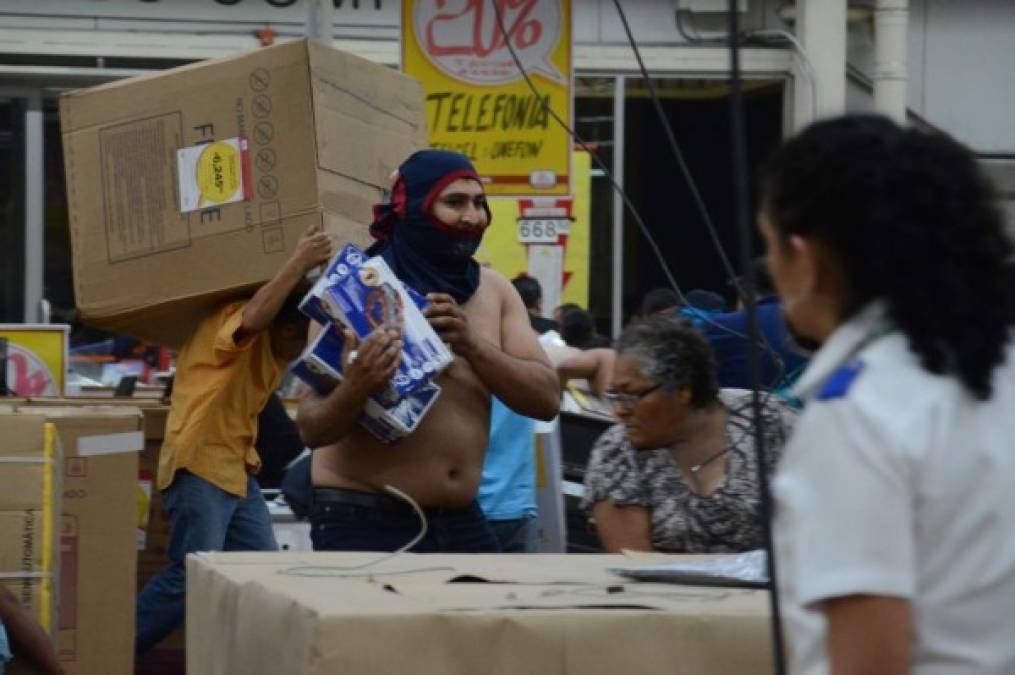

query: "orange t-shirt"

left=157, top=301, right=285, bottom=498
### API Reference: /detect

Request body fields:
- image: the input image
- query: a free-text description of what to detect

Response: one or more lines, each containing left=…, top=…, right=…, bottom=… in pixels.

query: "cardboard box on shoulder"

left=8, top=406, right=144, bottom=675
left=0, top=417, right=60, bottom=642
left=60, top=38, right=428, bottom=348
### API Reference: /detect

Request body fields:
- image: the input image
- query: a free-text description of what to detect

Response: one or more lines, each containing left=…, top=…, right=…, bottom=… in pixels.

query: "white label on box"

left=518, top=218, right=569, bottom=243
left=177, top=137, right=252, bottom=213
left=77, top=431, right=144, bottom=456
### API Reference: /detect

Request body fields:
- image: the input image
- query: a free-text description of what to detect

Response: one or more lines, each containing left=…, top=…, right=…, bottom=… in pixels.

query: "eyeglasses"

left=603, top=384, right=662, bottom=409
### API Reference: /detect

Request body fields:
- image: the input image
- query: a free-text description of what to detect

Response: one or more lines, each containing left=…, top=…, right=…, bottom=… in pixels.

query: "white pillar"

left=793, top=0, right=847, bottom=130
left=24, top=90, right=44, bottom=323
left=611, top=76, right=625, bottom=339
left=305, top=0, right=335, bottom=44
left=874, top=0, right=909, bottom=124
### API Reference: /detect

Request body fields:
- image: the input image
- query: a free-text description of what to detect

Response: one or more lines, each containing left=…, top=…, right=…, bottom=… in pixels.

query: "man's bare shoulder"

left=478, top=265, right=512, bottom=294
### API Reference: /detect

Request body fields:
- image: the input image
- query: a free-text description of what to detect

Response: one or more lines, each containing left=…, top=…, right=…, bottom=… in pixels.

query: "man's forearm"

left=297, top=384, right=368, bottom=448
left=242, top=259, right=305, bottom=334
left=464, top=338, right=559, bottom=420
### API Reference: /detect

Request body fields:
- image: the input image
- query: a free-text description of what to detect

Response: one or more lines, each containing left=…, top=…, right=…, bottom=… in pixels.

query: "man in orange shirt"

left=135, top=226, right=331, bottom=655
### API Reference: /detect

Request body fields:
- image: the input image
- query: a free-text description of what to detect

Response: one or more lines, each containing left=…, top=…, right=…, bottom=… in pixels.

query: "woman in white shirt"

left=759, top=115, right=1015, bottom=674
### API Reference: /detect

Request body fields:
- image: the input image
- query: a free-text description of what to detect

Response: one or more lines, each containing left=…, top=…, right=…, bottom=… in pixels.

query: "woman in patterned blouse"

left=581, top=316, right=797, bottom=553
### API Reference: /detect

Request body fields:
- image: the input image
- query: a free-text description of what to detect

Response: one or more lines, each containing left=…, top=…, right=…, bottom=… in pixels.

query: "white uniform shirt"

left=773, top=302, right=1015, bottom=675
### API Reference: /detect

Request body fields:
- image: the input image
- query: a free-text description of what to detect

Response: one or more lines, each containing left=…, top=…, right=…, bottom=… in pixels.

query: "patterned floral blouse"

left=581, top=389, right=797, bottom=553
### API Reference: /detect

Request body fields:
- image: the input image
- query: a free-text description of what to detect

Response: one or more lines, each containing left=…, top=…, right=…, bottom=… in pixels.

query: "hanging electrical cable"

left=486, top=0, right=787, bottom=373
left=607, top=0, right=792, bottom=390
left=727, top=2, right=787, bottom=674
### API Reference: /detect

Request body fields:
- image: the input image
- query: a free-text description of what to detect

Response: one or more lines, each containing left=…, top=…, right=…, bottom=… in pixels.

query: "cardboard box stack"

left=292, top=244, right=451, bottom=442
left=0, top=417, right=61, bottom=640
left=23, top=398, right=176, bottom=656
left=60, top=38, right=428, bottom=348
left=6, top=403, right=145, bottom=675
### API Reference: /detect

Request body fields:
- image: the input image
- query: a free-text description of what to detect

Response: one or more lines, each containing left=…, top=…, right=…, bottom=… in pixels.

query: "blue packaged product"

left=299, top=244, right=453, bottom=399
left=291, top=322, right=443, bottom=443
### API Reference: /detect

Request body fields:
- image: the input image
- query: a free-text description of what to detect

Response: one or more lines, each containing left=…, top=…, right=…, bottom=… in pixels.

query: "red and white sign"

left=413, top=0, right=567, bottom=86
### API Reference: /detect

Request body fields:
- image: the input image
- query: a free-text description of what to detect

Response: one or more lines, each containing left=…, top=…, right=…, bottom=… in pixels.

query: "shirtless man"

left=297, top=149, right=560, bottom=552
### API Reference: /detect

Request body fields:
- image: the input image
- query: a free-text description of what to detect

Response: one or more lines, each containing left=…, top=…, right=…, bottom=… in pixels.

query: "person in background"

left=135, top=226, right=332, bottom=655
left=696, top=258, right=808, bottom=391
left=581, top=317, right=795, bottom=553
left=478, top=396, right=540, bottom=552
left=298, top=149, right=559, bottom=554
left=561, top=307, right=612, bottom=350
left=511, top=275, right=558, bottom=335
left=552, top=302, right=580, bottom=333
left=0, top=586, right=63, bottom=675
left=762, top=115, right=1015, bottom=674
left=639, top=288, right=680, bottom=319
left=254, top=391, right=305, bottom=491
left=480, top=341, right=617, bottom=553
left=682, top=289, right=727, bottom=314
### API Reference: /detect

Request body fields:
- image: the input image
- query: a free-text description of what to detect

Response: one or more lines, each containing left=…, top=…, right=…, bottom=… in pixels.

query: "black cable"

left=608, top=0, right=788, bottom=392
left=485, top=0, right=784, bottom=368
left=727, top=2, right=787, bottom=674
left=610, top=0, right=745, bottom=304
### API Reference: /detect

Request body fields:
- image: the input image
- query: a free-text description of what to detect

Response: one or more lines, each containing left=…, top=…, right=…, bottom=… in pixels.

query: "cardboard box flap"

left=15, top=407, right=143, bottom=458
left=307, top=40, right=425, bottom=135
left=0, top=414, right=51, bottom=460
left=308, top=40, right=426, bottom=189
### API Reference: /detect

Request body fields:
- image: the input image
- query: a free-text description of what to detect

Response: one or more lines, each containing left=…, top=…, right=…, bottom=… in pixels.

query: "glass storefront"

left=0, top=96, right=26, bottom=323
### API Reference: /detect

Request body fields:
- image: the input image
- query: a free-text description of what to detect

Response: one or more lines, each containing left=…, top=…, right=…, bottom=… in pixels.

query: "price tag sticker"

left=517, top=218, right=569, bottom=244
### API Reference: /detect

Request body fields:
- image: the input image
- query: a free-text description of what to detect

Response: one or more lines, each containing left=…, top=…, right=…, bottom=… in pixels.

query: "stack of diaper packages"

left=293, top=244, right=453, bottom=443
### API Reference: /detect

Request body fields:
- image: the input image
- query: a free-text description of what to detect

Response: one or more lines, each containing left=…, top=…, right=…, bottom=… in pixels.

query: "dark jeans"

left=135, top=471, right=277, bottom=655
left=489, top=515, right=539, bottom=553
left=310, top=488, right=501, bottom=553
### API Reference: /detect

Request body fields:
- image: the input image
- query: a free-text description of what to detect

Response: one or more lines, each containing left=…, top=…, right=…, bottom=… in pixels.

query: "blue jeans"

left=310, top=493, right=500, bottom=553
left=489, top=515, right=539, bottom=553
left=135, top=471, right=277, bottom=655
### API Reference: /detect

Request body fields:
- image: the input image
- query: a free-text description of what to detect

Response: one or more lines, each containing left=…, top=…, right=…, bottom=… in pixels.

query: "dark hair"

left=276, top=288, right=310, bottom=329
left=555, top=302, right=580, bottom=316
left=561, top=307, right=597, bottom=348
left=761, top=115, right=1013, bottom=400
left=640, top=287, right=680, bottom=317
left=617, top=317, right=719, bottom=408
left=511, top=275, right=542, bottom=310
left=684, top=289, right=726, bottom=312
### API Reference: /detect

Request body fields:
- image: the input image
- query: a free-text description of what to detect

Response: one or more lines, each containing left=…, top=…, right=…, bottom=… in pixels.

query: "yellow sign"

left=402, top=0, right=572, bottom=196
left=1, top=324, right=70, bottom=396
left=476, top=151, right=590, bottom=308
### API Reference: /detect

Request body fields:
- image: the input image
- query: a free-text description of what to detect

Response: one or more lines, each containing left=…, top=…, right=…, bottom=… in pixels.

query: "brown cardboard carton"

left=0, top=417, right=60, bottom=638
left=10, top=406, right=144, bottom=675
left=23, top=398, right=178, bottom=653
left=186, top=552, right=773, bottom=675
left=60, top=38, right=428, bottom=348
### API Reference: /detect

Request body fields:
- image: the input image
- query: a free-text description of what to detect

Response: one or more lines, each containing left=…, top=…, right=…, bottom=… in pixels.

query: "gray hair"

left=616, top=317, right=719, bottom=408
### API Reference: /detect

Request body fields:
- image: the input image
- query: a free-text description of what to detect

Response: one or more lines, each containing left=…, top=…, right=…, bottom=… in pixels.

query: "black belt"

left=312, top=487, right=473, bottom=516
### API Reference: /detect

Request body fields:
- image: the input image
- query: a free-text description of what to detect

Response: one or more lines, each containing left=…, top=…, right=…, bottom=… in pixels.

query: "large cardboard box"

left=9, top=406, right=144, bottom=675
left=25, top=398, right=180, bottom=656
left=60, top=38, right=428, bottom=347
left=187, top=552, right=773, bottom=675
left=0, top=417, right=60, bottom=638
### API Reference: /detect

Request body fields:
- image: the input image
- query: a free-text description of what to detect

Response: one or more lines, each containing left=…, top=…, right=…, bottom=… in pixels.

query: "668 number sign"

left=517, top=218, right=570, bottom=244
